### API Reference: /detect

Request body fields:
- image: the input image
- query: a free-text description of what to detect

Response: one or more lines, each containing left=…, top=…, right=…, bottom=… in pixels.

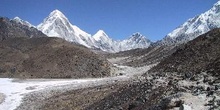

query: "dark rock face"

left=0, top=17, right=47, bottom=40
left=150, top=28, right=220, bottom=76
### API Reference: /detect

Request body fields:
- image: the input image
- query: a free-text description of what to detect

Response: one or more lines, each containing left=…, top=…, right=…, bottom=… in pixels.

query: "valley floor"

left=0, top=57, right=152, bottom=110
left=0, top=76, right=129, bottom=110
left=0, top=57, right=219, bottom=110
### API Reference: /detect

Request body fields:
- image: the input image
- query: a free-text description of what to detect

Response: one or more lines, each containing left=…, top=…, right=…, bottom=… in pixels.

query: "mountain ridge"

left=37, top=10, right=95, bottom=48
left=10, top=0, right=220, bottom=53
left=13, top=17, right=35, bottom=28
left=36, top=9, right=152, bottom=52
left=0, top=17, right=47, bottom=40
left=154, top=1, right=220, bottom=46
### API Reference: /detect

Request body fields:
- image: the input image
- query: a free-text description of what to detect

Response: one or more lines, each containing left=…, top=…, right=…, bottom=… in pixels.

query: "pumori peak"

left=37, top=9, right=93, bottom=47
left=48, top=9, right=67, bottom=20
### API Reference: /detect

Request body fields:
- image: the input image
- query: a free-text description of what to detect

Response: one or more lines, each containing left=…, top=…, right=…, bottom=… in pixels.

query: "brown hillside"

left=0, top=17, right=47, bottom=40
left=106, top=45, right=178, bottom=67
left=0, top=37, right=112, bottom=78
left=150, top=28, right=220, bottom=77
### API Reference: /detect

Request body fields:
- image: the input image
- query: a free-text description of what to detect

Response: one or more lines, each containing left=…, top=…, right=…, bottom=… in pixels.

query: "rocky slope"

left=105, top=44, right=178, bottom=67
left=150, top=28, right=220, bottom=77
left=87, top=29, right=220, bottom=109
left=13, top=17, right=35, bottom=28
left=0, top=17, right=112, bottom=78
left=17, top=80, right=174, bottom=110
left=107, top=1, right=220, bottom=67
left=0, top=37, right=112, bottom=78
left=0, top=17, right=47, bottom=40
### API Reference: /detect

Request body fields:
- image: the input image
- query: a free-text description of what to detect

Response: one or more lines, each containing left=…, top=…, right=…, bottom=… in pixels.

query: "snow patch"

left=0, top=75, right=131, bottom=110
left=182, top=104, right=192, bottom=110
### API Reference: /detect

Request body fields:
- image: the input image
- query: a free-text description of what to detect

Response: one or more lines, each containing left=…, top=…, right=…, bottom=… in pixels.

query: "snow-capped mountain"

left=12, top=17, right=35, bottom=28
left=157, top=1, right=220, bottom=46
left=37, top=9, right=151, bottom=52
left=119, top=33, right=151, bottom=51
left=93, top=30, right=118, bottom=52
left=92, top=31, right=151, bottom=52
left=37, top=9, right=96, bottom=48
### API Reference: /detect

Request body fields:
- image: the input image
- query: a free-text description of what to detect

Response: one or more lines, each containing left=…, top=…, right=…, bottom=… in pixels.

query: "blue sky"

left=0, top=0, right=217, bottom=41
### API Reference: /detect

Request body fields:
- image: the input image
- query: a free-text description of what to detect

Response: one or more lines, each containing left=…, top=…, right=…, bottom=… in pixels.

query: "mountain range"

left=14, top=9, right=151, bottom=52
left=10, top=1, right=220, bottom=53
left=155, top=1, right=220, bottom=46
left=1, top=1, right=220, bottom=110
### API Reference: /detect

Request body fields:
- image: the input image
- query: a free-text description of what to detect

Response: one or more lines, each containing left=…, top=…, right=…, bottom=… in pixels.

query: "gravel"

left=0, top=93, right=5, bottom=104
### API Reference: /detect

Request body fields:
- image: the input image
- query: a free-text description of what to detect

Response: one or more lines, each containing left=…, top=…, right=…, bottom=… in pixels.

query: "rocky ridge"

left=0, top=17, right=47, bottom=40
left=155, top=1, right=220, bottom=46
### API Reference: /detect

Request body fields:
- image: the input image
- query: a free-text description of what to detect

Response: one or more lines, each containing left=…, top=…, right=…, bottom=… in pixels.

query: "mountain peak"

left=214, top=1, right=220, bottom=6
left=130, top=32, right=149, bottom=41
left=37, top=9, right=71, bottom=35
left=48, top=9, right=67, bottom=20
left=132, top=32, right=144, bottom=37
left=37, top=9, right=95, bottom=48
left=119, top=32, right=151, bottom=51
left=132, top=32, right=141, bottom=36
left=97, top=30, right=105, bottom=34
left=52, top=9, right=62, bottom=13
left=37, top=10, right=152, bottom=52
left=211, top=1, right=220, bottom=13
left=50, top=9, right=64, bottom=16
left=14, top=16, right=21, bottom=21
left=158, top=1, right=220, bottom=46
left=12, top=16, right=35, bottom=28
left=93, top=30, right=110, bottom=41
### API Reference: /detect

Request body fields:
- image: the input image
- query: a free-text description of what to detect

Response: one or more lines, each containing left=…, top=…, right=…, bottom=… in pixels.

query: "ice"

left=0, top=75, right=130, bottom=110
left=0, top=78, right=90, bottom=110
